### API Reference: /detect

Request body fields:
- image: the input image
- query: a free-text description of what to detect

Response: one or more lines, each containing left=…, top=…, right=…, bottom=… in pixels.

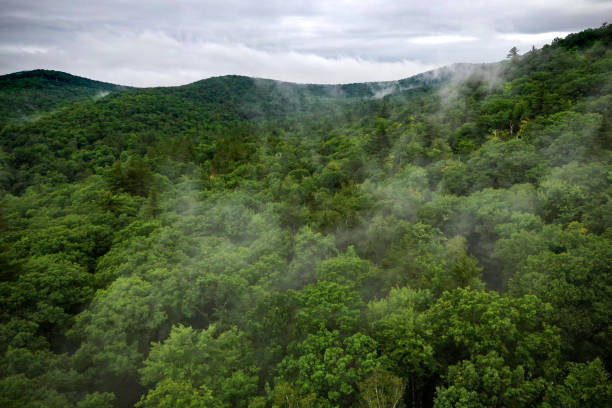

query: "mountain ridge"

left=2, top=62, right=487, bottom=96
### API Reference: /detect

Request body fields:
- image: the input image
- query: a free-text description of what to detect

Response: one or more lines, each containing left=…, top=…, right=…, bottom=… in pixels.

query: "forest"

left=0, top=24, right=611, bottom=408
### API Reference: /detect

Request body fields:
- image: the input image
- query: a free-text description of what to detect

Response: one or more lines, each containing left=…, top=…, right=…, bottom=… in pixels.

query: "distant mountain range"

left=0, top=62, right=498, bottom=128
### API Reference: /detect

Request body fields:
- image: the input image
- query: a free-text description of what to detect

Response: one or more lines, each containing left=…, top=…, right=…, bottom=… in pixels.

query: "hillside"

left=0, top=70, right=130, bottom=129
left=0, top=24, right=611, bottom=408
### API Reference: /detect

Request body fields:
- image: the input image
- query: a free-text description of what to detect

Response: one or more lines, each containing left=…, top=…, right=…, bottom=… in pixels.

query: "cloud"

left=408, top=35, right=478, bottom=45
left=496, top=32, right=571, bottom=45
left=0, top=45, right=50, bottom=55
left=0, top=29, right=435, bottom=86
left=0, top=0, right=608, bottom=86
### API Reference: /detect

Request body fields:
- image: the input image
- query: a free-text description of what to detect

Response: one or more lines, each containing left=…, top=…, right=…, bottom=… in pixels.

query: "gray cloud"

left=0, top=0, right=609, bottom=86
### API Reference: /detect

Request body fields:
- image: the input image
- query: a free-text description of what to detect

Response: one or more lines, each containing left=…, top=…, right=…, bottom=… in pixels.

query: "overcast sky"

left=0, top=1, right=610, bottom=86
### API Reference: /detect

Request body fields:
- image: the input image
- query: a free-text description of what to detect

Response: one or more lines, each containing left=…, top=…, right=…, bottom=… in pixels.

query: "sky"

left=0, top=1, right=610, bottom=87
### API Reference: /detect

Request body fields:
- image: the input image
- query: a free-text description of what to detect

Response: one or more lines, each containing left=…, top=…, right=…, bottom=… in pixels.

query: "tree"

left=279, top=329, right=378, bottom=407
left=139, top=324, right=258, bottom=408
left=144, top=185, right=161, bottom=219
left=507, top=47, right=519, bottom=59
left=368, top=292, right=437, bottom=406
left=283, top=227, right=337, bottom=290
left=107, top=160, right=125, bottom=193
left=78, top=392, right=116, bottom=408
left=434, top=352, right=549, bottom=408
left=135, top=379, right=216, bottom=408
left=547, top=359, right=612, bottom=408
left=369, top=119, right=391, bottom=157
left=315, top=246, right=374, bottom=291
left=509, top=223, right=612, bottom=367
left=271, top=382, right=317, bottom=408
left=358, top=369, right=405, bottom=408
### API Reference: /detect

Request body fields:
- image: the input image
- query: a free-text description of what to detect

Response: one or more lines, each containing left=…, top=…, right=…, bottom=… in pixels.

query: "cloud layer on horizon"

left=0, top=0, right=609, bottom=86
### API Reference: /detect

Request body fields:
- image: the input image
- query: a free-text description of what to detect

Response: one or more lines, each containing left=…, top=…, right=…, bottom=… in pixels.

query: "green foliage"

left=140, top=324, right=257, bottom=408
left=435, top=351, right=548, bottom=408
left=509, top=223, right=612, bottom=367
left=271, top=382, right=317, bottom=408
left=280, top=329, right=378, bottom=406
left=78, top=392, right=116, bottom=408
left=546, top=359, right=612, bottom=408
left=136, top=379, right=216, bottom=408
left=358, top=369, right=405, bottom=408
left=0, top=373, right=70, bottom=408
left=0, top=70, right=127, bottom=129
left=283, top=226, right=338, bottom=289
left=426, top=289, right=563, bottom=407
left=0, top=26, right=611, bottom=408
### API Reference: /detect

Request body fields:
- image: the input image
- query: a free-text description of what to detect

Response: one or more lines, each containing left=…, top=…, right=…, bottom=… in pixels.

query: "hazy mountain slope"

left=0, top=69, right=129, bottom=129
left=0, top=66, right=454, bottom=193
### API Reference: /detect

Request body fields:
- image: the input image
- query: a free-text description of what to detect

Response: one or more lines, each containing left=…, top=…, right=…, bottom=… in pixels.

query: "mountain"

left=0, top=63, right=453, bottom=131
left=0, top=69, right=129, bottom=128
left=0, top=62, right=501, bottom=194
left=0, top=24, right=611, bottom=408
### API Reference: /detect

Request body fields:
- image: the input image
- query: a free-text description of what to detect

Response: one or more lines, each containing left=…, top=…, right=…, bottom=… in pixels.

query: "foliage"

left=0, top=25, right=611, bottom=408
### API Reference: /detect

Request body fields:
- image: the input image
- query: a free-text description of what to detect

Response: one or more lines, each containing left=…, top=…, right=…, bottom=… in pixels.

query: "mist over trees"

left=0, top=24, right=611, bottom=408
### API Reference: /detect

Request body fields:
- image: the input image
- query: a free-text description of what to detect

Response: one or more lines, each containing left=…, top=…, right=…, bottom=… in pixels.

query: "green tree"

left=546, top=359, right=612, bottom=408
left=136, top=379, right=216, bottom=408
left=77, top=392, right=116, bottom=408
left=279, top=329, right=378, bottom=407
left=358, top=369, right=405, bottom=408
left=140, top=324, right=258, bottom=408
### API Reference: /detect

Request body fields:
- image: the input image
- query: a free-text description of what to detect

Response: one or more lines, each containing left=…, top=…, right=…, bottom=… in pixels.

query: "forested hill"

left=0, top=62, right=493, bottom=195
left=0, top=24, right=611, bottom=408
left=0, top=70, right=130, bottom=128
left=0, top=64, right=452, bottom=132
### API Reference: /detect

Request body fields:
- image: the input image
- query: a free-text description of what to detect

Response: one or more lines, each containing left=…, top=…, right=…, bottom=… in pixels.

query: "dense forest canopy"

left=0, top=24, right=611, bottom=408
